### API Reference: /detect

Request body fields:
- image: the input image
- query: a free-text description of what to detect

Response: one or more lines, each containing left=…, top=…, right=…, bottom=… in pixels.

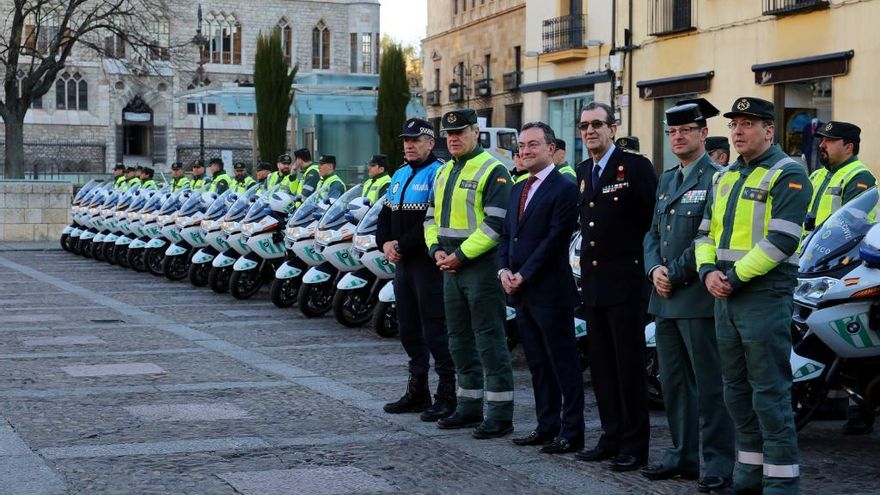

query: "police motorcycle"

left=298, top=184, right=357, bottom=317
left=189, top=189, right=238, bottom=287
left=111, top=184, right=146, bottom=267
left=568, top=231, right=664, bottom=409
left=126, top=186, right=171, bottom=271
left=144, top=188, right=194, bottom=276
left=209, top=187, right=260, bottom=293
left=69, top=182, right=113, bottom=256
left=269, top=185, right=333, bottom=307
left=88, top=187, right=122, bottom=261
left=61, top=180, right=102, bottom=252
left=373, top=280, right=398, bottom=338
left=100, top=186, right=139, bottom=265
left=228, top=189, right=293, bottom=300
left=790, top=186, right=880, bottom=431
left=162, top=190, right=211, bottom=281
left=81, top=186, right=121, bottom=260
left=333, top=196, right=391, bottom=327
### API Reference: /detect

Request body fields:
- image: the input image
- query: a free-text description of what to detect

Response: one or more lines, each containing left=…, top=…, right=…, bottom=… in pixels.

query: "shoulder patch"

left=496, top=177, right=507, bottom=184
left=788, top=182, right=803, bottom=190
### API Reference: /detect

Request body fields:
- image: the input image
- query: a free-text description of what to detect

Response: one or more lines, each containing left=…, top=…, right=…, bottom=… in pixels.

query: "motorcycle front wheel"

left=60, top=233, right=71, bottom=252
left=230, top=268, right=262, bottom=299
left=127, top=248, right=146, bottom=272
left=114, top=245, right=129, bottom=268
left=80, top=238, right=93, bottom=258
left=645, top=347, right=664, bottom=410
left=298, top=281, right=335, bottom=317
left=144, top=248, right=164, bottom=275
left=269, top=277, right=300, bottom=308
left=90, top=239, right=105, bottom=261
left=332, top=287, right=374, bottom=327
left=372, top=301, right=398, bottom=338
left=188, top=262, right=211, bottom=287
left=162, top=254, right=189, bottom=281
left=208, top=266, right=232, bottom=293
left=792, top=377, right=828, bottom=431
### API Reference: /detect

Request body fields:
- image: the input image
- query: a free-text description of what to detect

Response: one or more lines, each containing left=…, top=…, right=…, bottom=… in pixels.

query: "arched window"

left=203, top=12, right=242, bottom=65
left=312, top=21, right=330, bottom=70
left=278, top=18, right=293, bottom=66
left=55, top=72, right=87, bottom=111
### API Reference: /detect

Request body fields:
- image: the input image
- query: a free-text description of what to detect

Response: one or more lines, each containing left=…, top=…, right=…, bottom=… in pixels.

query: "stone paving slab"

left=60, top=362, right=168, bottom=377
left=124, top=403, right=251, bottom=422
left=20, top=335, right=107, bottom=346
left=218, top=466, right=397, bottom=495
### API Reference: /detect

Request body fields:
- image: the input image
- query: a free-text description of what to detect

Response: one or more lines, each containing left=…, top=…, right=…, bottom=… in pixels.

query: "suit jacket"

left=643, top=153, right=719, bottom=319
left=498, top=167, right=579, bottom=308
left=577, top=147, right=658, bottom=307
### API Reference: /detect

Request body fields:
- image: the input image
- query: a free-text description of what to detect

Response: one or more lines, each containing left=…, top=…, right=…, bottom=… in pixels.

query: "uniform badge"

left=580, top=180, right=585, bottom=193
left=447, top=113, right=458, bottom=124
left=616, top=165, right=625, bottom=182
left=824, top=122, right=833, bottom=131
left=736, top=99, right=750, bottom=111
left=720, top=183, right=731, bottom=197
left=682, top=190, right=707, bottom=204
left=392, top=182, right=400, bottom=194
left=459, top=179, right=478, bottom=190
left=408, top=121, right=415, bottom=128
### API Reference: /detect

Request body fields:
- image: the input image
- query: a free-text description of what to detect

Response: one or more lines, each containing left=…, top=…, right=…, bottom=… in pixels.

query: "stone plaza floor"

left=0, top=247, right=877, bottom=494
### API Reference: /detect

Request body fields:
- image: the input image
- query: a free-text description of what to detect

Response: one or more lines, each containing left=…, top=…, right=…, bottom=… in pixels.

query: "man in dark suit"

left=575, top=101, right=657, bottom=472
left=498, top=122, right=583, bottom=454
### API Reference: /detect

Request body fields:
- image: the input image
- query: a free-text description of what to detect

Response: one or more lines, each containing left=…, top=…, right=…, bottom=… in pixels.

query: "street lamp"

left=191, top=4, right=211, bottom=164
left=450, top=60, right=484, bottom=108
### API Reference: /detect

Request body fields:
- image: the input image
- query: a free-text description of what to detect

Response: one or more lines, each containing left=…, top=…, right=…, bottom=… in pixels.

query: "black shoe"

left=540, top=436, right=584, bottom=454
left=698, top=476, right=732, bottom=493
left=641, top=463, right=699, bottom=481
left=842, top=415, right=875, bottom=435
left=575, top=445, right=618, bottom=462
left=472, top=419, right=514, bottom=439
left=512, top=430, right=557, bottom=446
left=437, top=412, right=483, bottom=430
left=383, top=374, right=431, bottom=414
left=420, top=376, right=457, bottom=422
left=609, top=454, right=646, bottom=472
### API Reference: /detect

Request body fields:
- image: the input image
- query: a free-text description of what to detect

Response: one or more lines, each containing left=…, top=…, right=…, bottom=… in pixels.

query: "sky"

left=380, top=0, right=428, bottom=48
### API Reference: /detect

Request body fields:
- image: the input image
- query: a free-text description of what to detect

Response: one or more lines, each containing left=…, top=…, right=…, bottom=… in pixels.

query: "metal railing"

left=0, top=171, right=110, bottom=185
left=648, top=0, right=697, bottom=36
left=763, top=0, right=829, bottom=16
left=542, top=14, right=588, bottom=53
left=425, top=90, right=442, bottom=106
left=503, top=71, right=521, bottom=91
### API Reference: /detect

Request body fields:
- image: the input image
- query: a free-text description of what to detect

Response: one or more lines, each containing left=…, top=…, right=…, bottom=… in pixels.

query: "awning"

left=520, top=71, right=612, bottom=93
left=751, top=50, right=854, bottom=85
left=123, top=112, right=151, bottom=123
left=637, top=71, right=714, bottom=100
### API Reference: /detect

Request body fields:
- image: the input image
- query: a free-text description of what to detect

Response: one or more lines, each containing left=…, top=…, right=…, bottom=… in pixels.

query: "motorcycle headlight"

left=127, top=211, right=139, bottom=220
left=87, top=207, right=97, bottom=215
left=203, top=219, right=216, bottom=230
left=240, top=222, right=256, bottom=236
left=353, top=234, right=376, bottom=252
left=315, top=229, right=343, bottom=246
left=794, top=277, right=838, bottom=305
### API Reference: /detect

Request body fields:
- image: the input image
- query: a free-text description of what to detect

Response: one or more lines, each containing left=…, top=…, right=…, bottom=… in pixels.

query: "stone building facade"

left=0, top=0, right=380, bottom=175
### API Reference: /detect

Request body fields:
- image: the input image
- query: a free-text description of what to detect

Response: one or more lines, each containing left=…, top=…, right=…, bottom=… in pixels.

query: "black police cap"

left=255, top=161, right=272, bottom=172
left=723, top=97, right=775, bottom=120
left=816, top=121, right=861, bottom=143
left=113, top=163, right=125, bottom=171
left=368, top=154, right=387, bottom=167
left=615, top=136, right=640, bottom=152
left=667, top=98, right=720, bottom=126
left=191, top=159, right=205, bottom=169
left=170, top=161, right=184, bottom=170
left=124, top=166, right=136, bottom=172
left=233, top=162, right=247, bottom=170
left=278, top=154, right=292, bottom=164
left=209, top=158, right=224, bottom=167
left=705, top=136, right=730, bottom=152
left=441, top=109, right=478, bottom=131
left=554, top=139, right=566, bottom=151
left=399, top=118, right=436, bottom=139
left=293, top=148, right=311, bottom=160
left=319, top=154, right=336, bottom=165
left=142, top=166, right=154, bottom=175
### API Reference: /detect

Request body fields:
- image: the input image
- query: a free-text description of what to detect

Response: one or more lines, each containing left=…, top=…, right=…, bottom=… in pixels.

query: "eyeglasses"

left=577, top=120, right=612, bottom=131
left=727, top=120, right=765, bottom=130
left=664, top=126, right=701, bottom=137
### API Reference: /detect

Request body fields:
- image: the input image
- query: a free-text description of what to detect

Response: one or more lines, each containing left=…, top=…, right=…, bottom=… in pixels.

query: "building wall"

left=0, top=181, right=71, bottom=241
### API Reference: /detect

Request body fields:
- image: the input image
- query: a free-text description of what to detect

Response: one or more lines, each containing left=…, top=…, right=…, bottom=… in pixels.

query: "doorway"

left=121, top=96, right=153, bottom=166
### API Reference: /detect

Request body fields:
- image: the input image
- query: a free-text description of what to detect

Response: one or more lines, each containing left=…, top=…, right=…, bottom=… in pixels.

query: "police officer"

left=295, top=148, right=321, bottom=198
left=207, top=158, right=232, bottom=194
left=190, top=160, right=209, bottom=191
left=510, top=150, right=528, bottom=184
left=125, top=166, right=142, bottom=190
left=615, top=136, right=641, bottom=153
left=424, top=108, right=515, bottom=439
left=268, top=154, right=294, bottom=192
left=575, top=101, right=656, bottom=471
left=254, top=161, right=272, bottom=193
left=139, top=166, right=158, bottom=189
left=706, top=137, right=731, bottom=167
left=317, top=155, right=345, bottom=198
left=695, top=97, right=811, bottom=495
left=169, top=162, right=190, bottom=192
left=362, top=154, right=391, bottom=204
left=552, top=139, right=576, bottom=182
left=232, top=162, right=257, bottom=193
left=377, top=118, right=456, bottom=421
left=112, top=163, right=126, bottom=189
left=642, top=99, right=734, bottom=492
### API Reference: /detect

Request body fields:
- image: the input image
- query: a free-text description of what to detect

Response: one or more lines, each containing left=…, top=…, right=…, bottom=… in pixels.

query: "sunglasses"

left=577, top=120, right=613, bottom=131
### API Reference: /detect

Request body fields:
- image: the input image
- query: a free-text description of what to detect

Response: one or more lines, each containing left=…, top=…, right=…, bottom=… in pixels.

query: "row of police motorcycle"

left=60, top=179, right=880, bottom=430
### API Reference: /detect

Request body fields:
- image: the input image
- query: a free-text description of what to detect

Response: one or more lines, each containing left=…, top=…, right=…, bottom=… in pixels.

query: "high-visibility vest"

left=556, top=163, right=576, bottom=180
left=126, top=177, right=142, bottom=190
left=267, top=171, right=289, bottom=189
left=362, top=174, right=391, bottom=204
left=297, top=164, right=320, bottom=197
left=141, top=179, right=157, bottom=190
left=318, top=174, right=345, bottom=198
left=191, top=176, right=208, bottom=191
left=234, top=176, right=257, bottom=193
left=114, top=176, right=127, bottom=189
left=695, top=156, right=801, bottom=281
left=170, top=176, right=191, bottom=192
left=807, top=159, right=872, bottom=229
left=208, top=172, right=232, bottom=193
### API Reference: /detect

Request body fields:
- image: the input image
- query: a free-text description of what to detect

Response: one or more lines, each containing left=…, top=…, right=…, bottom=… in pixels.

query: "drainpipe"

left=627, top=0, right=633, bottom=132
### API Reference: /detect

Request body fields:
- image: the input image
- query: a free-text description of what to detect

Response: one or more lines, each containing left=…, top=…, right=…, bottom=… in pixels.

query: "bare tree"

left=0, top=0, right=184, bottom=178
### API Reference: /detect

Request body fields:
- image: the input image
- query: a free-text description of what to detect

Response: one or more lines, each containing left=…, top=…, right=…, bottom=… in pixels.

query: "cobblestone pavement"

left=0, top=249, right=878, bottom=494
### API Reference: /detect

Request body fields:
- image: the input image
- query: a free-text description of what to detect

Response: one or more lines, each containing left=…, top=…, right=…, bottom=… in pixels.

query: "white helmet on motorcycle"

left=346, top=197, right=371, bottom=224
left=269, top=191, right=294, bottom=214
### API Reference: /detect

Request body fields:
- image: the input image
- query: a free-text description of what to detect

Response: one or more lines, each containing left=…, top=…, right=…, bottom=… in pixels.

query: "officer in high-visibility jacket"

left=317, top=155, right=345, bottom=198
left=424, top=108, right=515, bottom=439
left=138, top=166, right=157, bottom=190
left=254, top=162, right=272, bottom=193
left=232, top=162, right=257, bottom=193
left=190, top=160, right=209, bottom=191
left=642, top=99, right=734, bottom=493
left=295, top=148, right=321, bottom=198
left=207, top=158, right=232, bottom=194
left=268, top=154, right=294, bottom=193
left=112, top=163, right=126, bottom=189
left=695, top=97, right=811, bottom=495
left=362, top=154, right=391, bottom=204
left=125, top=166, right=142, bottom=190
left=552, top=139, right=576, bottom=183
left=169, top=162, right=190, bottom=192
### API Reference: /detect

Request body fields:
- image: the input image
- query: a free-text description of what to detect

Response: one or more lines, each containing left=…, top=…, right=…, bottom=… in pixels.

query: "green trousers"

left=655, top=316, right=734, bottom=478
left=715, top=282, right=799, bottom=495
left=443, top=253, right=514, bottom=421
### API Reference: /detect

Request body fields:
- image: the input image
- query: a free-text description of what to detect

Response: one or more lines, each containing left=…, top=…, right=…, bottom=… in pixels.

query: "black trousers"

left=395, top=253, right=454, bottom=377
left=585, top=301, right=650, bottom=459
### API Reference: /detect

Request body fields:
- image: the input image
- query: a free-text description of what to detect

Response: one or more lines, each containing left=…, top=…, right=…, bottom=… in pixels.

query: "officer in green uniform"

left=169, top=162, right=190, bottom=192
left=706, top=137, right=731, bottom=167
left=615, top=136, right=641, bottom=153
left=268, top=154, right=293, bottom=192
left=510, top=150, right=528, bottom=184
left=207, top=158, right=232, bottom=194
left=254, top=162, right=272, bottom=193
left=139, top=166, right=158, bottom=190
left=552, top=139, right=576, bottom=182
left=317, top=155, right=346, bottom=199
left=695, top=97, right=811, bottom=495
left=232, top=162, right=257, bottom=193
left=125, top=166, right=142, bottom=190
left=190, top=160, right=209, bottom=191
left=112, top=163, right=126, bottom=189
left=295, top=148, right=321, bottom=198
left=424, top=108, right=515, bottom=439
left=362, top=154, right=391, bottom=204
left=642, top=99, right=734, bottom=493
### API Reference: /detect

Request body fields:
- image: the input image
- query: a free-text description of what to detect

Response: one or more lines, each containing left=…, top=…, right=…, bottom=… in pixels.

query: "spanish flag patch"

left=857, top=183, right=869, bottom=189
left=497, top=177, right=507, bottom=184
left=788, top=182, right=803, bottom=190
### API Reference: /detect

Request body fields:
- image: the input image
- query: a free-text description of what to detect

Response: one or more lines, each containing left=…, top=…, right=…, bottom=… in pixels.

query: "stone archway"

left=121, top=96, right=153, bottom=166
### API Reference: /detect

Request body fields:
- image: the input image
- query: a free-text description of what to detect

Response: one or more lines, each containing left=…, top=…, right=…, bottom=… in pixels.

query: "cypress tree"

left=376, top=43, right=410, bottom=172
left=254, top=29, right=298, bottom=165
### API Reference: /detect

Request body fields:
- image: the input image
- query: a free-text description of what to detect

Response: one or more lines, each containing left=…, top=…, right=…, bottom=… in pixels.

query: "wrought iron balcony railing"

left=542, top=14, right=588, bottom=53
left=763, top=0, right=830, bottom=16
left=648, top=0, right=697, bottom=36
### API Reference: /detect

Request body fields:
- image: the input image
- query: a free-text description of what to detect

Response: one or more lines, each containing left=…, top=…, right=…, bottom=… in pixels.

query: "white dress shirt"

left=523, top=163, right=555, bottom=211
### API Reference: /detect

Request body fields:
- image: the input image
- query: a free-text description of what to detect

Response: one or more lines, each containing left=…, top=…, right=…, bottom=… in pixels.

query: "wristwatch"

left=497, top=268, right=511, bottom=280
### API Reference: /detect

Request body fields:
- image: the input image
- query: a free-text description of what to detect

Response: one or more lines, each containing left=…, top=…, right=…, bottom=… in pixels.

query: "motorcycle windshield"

left=800, top=187, right=880, bottom=275
left=205, top=190, right=237, bottom=219
left=101, top=190, right=120, bottom=208
left=158, top=189, right=186, bottom=215
left=128, top=192, right=149, bottom=212
left=355, top=200, right=384, bottom=235
left=178, top=192, right=206, bottom=216
left=242, top=198, right=270, bottom=223
left=225, top=189, right=257, bottom=221
left=289, top=185, right=333, bottom=226
left=319, top=185, right=363, bottom=230
left=141, top=192, right=166, bottom=213
left=74, top=180, right=99, bottom=202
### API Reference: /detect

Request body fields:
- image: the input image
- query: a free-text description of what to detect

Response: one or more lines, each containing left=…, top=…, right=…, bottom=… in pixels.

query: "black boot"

left=842, top=404, right=875, bottom=435
left=383, top=374, right=431, bottom=414
left=420, top=375, right=457, bottom=422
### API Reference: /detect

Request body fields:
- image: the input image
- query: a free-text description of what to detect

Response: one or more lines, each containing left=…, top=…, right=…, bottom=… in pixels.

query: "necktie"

left=674, top=168, right=684, bottom=190
left=592, top=164, right=602, bottom=194
left=518, top=176, right=538, bottom=220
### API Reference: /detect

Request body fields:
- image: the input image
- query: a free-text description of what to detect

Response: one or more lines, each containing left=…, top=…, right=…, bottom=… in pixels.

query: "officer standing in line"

left=695, top=97, right=811, bottom=495
left=139, top=167, right=158, bottom=190
left=362, top=154, right=392, bottom=204
left=552, top=139, right=576, bottom=182
left=112, top=163, right=126, bottom=189
left=510, top=150, right=528, bottom=184
left=254, top=162, right=272, bottom=193
left=207, top=158, right=232, bottom=194
left=642, top=99, right=734, bottom=493
left=190, top=160, right=209, bottom=191
left=169, top=162, right=190, bottom=192
left=268, top=154, right=293, bottom=192
left=317, top=155, right=346, bottom=198
left=295, top=148, right=321, bottom=199
left=377, top=118, right=456, bottom=421
left=424, top=108, right=515, bottom=439
left=615, top=136, right=641, bottom=153
left=232, top=162, right=257, bottom=193
left=126, top=166, right=142, bottom=189
left=706, top=137, right=731, bottom=167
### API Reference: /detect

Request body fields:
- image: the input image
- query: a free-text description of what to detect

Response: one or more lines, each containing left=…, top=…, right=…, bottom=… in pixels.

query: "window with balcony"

left=648, top=0, right=696, bottom=36
left=763, top=0, right=830, bottom=16
left=542, top=14, right=587, bottom=53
